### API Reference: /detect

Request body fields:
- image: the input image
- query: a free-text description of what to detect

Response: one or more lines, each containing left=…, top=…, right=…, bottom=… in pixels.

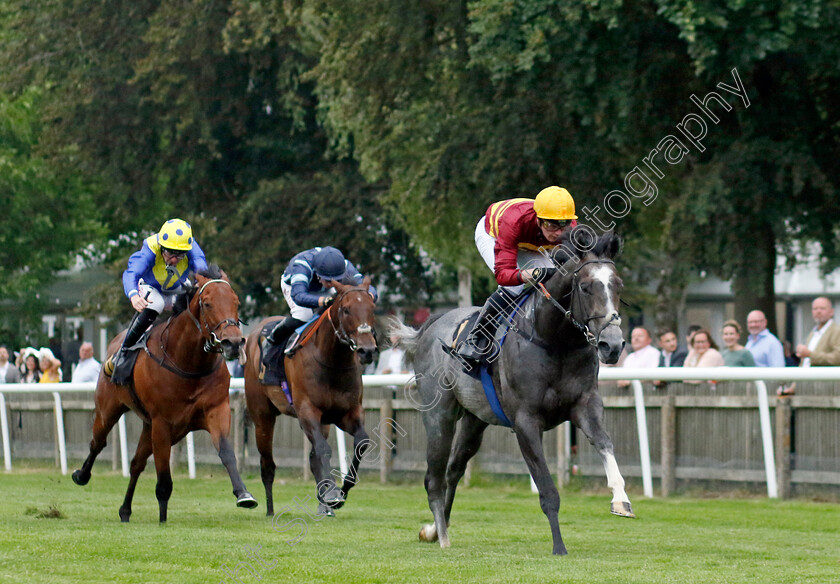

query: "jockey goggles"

left=539, top=218, right=571, bottom=232
left=162, top=247, right=187, bottom=259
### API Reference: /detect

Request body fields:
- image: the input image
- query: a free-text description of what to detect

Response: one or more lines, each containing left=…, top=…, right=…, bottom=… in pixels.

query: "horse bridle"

left=536, top=259, right=622, bottom=347
left=325, top=286, right=375, bottom=351
left=186, top=278, right=242, bottom=353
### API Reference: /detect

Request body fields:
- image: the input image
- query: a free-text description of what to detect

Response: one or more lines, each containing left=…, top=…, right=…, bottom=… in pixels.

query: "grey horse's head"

left=549, top=229, right=625, bottom=364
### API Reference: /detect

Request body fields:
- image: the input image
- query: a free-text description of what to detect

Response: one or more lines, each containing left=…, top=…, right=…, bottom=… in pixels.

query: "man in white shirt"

left=71, top=342, right=101, bottom=383
left=796, top=297, right=840, bottom=367
left=618, top=327, right=660, bottom=387
left=0, top=345, right=22, bottom=383
left=374, top=334, right=410, bottom=375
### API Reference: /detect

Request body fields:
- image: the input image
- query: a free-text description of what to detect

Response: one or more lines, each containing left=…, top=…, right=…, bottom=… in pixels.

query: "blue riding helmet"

left=312, top=247, right=347, bottom=280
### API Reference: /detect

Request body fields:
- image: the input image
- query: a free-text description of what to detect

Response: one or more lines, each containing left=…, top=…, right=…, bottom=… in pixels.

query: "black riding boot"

left=110, top=308, right=158, bottom=383
left=456, top=287, right=517, bottom=363
left=262, top=316, right=303, bottom=367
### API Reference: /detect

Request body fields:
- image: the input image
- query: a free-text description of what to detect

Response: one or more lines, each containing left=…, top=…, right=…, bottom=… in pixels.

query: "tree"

left=0, top=88, right=102, bottom=343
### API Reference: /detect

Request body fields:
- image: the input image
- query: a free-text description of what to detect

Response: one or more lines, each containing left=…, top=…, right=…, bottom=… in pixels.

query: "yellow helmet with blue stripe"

left=157, top=218, right=193, bottom=251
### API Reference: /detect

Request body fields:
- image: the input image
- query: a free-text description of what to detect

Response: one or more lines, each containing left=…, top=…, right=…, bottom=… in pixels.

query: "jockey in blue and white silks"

left=108, top=218, right=208, bottom=384
left=263, top=246, right=377, bottom=365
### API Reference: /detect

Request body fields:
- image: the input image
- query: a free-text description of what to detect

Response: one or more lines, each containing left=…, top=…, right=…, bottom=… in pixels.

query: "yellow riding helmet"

left=157, top=218, right=194, bottom=251
left=533, top=186, right=578, bottom=220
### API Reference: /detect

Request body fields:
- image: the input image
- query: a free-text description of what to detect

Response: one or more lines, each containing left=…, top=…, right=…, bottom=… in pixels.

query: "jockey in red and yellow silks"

left=458, top=187, right=578, bottom=364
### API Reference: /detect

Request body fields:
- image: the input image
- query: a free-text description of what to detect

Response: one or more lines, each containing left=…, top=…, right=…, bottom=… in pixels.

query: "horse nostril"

left=597, top=341, right=611, bottom=355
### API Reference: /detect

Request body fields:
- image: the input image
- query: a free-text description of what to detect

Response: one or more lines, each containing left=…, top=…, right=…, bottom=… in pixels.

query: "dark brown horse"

left=72, top=266, right=257, bottom=522
left=244, top=279, right=377, bottom=517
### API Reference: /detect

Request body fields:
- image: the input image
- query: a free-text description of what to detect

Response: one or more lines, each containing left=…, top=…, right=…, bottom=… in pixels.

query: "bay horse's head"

left=190, top=266, right=247, bottom=363
left=325, top=277, right=378, bottom=365
left=545, top=229, right=625, bottom=364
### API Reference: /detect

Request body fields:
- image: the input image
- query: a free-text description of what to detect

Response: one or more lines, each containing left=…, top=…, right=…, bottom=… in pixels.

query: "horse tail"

left=386, top=317, right=420, bottom=360
left=387, top=312, right=447, bottom=363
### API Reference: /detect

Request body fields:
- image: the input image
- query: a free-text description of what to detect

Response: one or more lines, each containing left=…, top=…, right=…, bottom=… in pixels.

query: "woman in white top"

left=683, top=329, right=725, bottom=379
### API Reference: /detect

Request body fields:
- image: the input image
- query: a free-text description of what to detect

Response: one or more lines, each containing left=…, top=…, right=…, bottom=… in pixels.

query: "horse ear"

left=329, top=280, right=346, bottom=293
left=362, top=276, right=371, bottom=288
left=602, top=231, right=622, bottom=260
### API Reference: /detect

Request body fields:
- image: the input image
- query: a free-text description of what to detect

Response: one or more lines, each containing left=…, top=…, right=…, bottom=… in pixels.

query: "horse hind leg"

left=119, top=423, right=153, bottom=522
left=252, top=410, right=278, bottom=516
left=420, top=404, right=459, bottom=549
left=149, top=419, right=176, bottom=523
left=72, top=394, right=128, bottom=486
left=443, top=413, right=488, bottom=526
left=571, top=399, right=634, bottom=518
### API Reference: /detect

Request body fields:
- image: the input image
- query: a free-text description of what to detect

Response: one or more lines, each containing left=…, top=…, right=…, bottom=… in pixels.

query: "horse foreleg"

left=72, top=393, right=128, bottom=486
left=571, top=395, right=634, bottom=517
left=335, top=406, right=370, bottom=506
left=119, top=423, right=153, bottom=522
left=443, top=413, right=488, bottom=526
left=150, top=420, right=174, bottom=524
left=513, top=417, right=567, bottom=555
left=297, top=403, right=342, bottom=507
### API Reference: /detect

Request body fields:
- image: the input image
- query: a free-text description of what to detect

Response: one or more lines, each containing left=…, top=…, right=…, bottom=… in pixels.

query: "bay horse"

left=243, top=278, right=377, bottom=517
left=72, top=266, right=257, bottom=522
left=390, top=229, right=632, bottom=555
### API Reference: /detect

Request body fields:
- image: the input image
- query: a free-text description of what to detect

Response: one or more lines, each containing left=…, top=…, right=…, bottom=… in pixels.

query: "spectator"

left=657, top=330, right=688, bottom=368
left=617, top=327, right=660, bottom=387
left=38, top=347, right=63, bottom=383
left=683, top=329, right=725, bottom=383
left=0, top=345, right=22, bottom=383
left=375, top=333, right=411, bottom=375
left=71, top=342, right=101, bottom=383
left=782, top=340, right=800, bottom=367
left=19, top=348, right=42, bottom=383
left=795, top=297, right=840, bottom=367
left=720, top=320, right=756, bottom=367
left=684, top=324, right=702, bottom=364
left=745, top=310, right=785, bottom=367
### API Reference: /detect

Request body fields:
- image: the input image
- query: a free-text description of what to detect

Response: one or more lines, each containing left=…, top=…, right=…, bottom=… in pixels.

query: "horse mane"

left=197, top=264, right=224, bottom=280
left=549, top=227, right=621, bottom=268
left=184, top=264, right=226, bottom=304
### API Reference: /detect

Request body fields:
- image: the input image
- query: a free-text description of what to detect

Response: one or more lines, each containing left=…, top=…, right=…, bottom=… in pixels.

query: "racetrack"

left=1, top=466, right=837, bottom=584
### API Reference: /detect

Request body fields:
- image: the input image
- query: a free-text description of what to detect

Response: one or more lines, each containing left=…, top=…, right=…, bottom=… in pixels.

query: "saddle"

left=440, top=292, right=532, bottom=377
left=102, top=331, right=152, bottom=384
left=257, top=313, right=323, bottom=393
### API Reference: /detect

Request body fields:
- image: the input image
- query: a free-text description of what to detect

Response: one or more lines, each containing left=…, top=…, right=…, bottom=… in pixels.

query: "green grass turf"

left=0, top=464, right=838, bottom=584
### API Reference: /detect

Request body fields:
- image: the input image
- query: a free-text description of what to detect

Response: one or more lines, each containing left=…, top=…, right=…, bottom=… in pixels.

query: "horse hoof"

left=236, top=493, right=258, bottom=509
left=331, top=493, right=347, bottom=510
left=320, top=488, right=346, bottom=508
left=71, top=470, right=89, bottom=486
left=316, top=504, right=335, bottom=518
left=610, top=501, right=636, bottom=518
left=419, top=523, right=438, bottom=543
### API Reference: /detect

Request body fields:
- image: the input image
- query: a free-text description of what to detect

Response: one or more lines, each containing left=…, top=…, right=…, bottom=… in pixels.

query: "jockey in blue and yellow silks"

left=107, top=218, right=208, bottom=384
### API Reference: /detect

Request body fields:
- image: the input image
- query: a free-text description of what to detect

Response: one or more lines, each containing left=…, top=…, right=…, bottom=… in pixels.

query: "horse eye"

left=579, top=282, right=591, bottom=294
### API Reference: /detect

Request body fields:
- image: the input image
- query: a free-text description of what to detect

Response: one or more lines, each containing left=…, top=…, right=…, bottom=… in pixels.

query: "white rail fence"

left=2, top=368, right=839, bottom=500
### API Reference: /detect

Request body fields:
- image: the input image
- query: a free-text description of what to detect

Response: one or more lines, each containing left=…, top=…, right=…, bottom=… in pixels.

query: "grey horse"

left=390, top=229, right=633, bottom=555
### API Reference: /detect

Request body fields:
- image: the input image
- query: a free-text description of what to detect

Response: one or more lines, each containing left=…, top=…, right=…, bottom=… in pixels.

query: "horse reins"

left=535, top=259, right=621, bottom=347
left=325, top=286, right=375, bottom=351
left=152, top=278, right=240, bottom=378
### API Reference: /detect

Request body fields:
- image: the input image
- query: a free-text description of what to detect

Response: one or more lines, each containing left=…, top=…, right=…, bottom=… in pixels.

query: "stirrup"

left=456, top=335, right=490, bottom=363
left=284, top=332, right=301, bottom=355
left=261, top=337, right=274, bottom=366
